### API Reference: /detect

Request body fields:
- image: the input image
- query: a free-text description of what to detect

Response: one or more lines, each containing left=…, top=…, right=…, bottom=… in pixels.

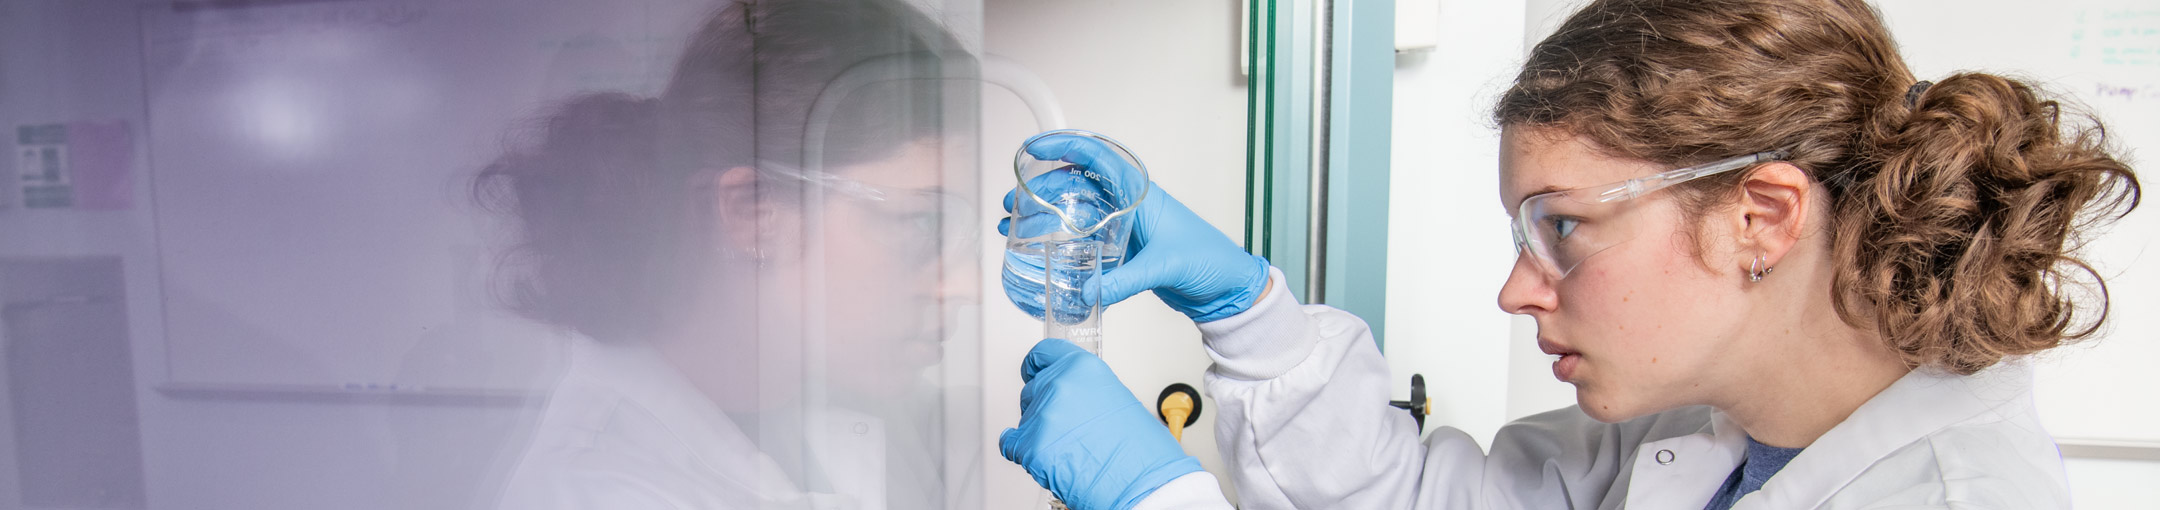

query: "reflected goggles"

left=1510, top=151, right=1788, bottom=280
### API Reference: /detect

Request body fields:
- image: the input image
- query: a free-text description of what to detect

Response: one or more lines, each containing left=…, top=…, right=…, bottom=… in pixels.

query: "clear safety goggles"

left=755, top=159, right=977, bottom=260
left=1511, top=151, right=1788, bottom=280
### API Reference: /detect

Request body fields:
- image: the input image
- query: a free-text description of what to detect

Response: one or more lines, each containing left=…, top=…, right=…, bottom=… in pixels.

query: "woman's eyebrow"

left=901, top=186, right=956, bottom=201
left=1509, top=184, right=1568, bottom=208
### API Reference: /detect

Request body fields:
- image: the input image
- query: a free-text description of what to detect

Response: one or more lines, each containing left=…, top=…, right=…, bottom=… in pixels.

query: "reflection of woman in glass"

left=477, top=1, right=971, bottom=508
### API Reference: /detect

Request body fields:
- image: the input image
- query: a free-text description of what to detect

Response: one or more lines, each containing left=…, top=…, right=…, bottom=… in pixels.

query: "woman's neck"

left=652, top=271, right=778, bottom=413
left=1716, top=280, right=1910, bottom=448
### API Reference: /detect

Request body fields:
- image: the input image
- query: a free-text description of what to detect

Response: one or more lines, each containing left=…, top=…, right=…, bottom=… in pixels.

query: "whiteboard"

left=1876, top=0, right=2160, bottom=444
left=140, top=0, right=715, bottom=392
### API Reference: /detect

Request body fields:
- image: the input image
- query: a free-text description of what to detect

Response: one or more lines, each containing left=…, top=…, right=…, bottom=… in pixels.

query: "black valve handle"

left=1387, top=373, right=1428, bottom=433
left=1157, top=382, right=1203, bottom=428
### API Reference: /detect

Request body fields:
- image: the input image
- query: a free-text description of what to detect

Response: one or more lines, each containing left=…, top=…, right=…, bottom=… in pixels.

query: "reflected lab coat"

left=1132, top=268, right=2073, bottom=510
left=497, top=335, right=893, bottom=510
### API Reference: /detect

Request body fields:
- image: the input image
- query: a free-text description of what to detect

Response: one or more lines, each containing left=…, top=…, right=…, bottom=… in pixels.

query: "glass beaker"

left=1003, top=130, right=1149, bottom=355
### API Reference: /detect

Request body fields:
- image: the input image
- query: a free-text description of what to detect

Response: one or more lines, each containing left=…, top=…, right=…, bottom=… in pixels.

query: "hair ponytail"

left=474, top=93, right=690, bottom=342
left=1836, top=73, right=2140, bottom=374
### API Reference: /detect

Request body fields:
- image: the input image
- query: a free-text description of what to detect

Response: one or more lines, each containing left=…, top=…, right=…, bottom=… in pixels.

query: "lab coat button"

left=1655, top=449, right=1675, bottom=465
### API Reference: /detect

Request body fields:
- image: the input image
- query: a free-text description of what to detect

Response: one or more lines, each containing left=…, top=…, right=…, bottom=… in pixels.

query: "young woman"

left=997, top=0, right=2141, bottom=508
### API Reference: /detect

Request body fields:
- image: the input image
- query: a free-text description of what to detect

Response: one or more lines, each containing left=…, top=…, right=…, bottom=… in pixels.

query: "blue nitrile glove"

left=997, top=133, right=1270, bottom=322
left=1000, top=338, right=1202, bottom=510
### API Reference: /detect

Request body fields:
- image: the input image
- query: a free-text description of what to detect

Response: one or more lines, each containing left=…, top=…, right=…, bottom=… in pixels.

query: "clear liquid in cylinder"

left=1004, top=186, right=1124, bottom=355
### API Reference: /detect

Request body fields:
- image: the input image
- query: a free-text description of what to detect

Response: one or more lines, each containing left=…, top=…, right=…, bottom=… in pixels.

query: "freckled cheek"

left=1560, top=267, right=1688, bottom=362
left=1553, top=273, right=1635, bottom=348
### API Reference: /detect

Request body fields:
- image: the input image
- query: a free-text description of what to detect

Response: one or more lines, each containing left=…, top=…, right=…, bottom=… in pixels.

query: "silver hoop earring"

left=1749, top=253, right=1774, bottom=282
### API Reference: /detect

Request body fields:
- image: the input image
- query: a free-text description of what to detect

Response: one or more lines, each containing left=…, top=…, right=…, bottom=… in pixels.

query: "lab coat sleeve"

left=1195, top=266, right=1478, bottom=509
left=1194, top=267, right=1697, bottom=509
left=1129, top=472, right=1237, bottom=510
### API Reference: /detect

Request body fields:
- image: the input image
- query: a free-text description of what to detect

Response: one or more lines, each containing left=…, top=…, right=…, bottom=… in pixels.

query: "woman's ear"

left=711, top=165, right=766, bottom=251
left=1735, top=162, right=1813, bottom=269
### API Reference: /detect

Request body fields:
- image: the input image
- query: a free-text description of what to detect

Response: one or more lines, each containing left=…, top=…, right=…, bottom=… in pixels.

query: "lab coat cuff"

left=1128, top=472, right=1234, bottom=510
left=1197, top=266, right=1317, bottom=381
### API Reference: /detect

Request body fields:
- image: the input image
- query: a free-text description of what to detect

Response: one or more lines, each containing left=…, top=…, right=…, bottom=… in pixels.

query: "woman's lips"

left=1551, top=353, right=1582, bottom=382
left=1538, top=338, right=1581, bottom=383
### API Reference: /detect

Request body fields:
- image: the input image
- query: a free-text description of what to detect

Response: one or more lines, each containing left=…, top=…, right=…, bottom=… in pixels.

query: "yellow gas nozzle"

left=1161, top=392, right=1194, bottom=441
left=1157, top=383, right=1202, bottom=443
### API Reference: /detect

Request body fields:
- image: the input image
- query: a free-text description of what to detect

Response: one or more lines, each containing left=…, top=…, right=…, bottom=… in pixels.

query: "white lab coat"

left=496, top=335, right=892, bottom=510
left=1137, top=267, right=2072, bottom=509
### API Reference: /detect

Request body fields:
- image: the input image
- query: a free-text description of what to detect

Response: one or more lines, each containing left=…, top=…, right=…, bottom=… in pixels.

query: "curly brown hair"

left=1495, top=0, right=2141, bottom=374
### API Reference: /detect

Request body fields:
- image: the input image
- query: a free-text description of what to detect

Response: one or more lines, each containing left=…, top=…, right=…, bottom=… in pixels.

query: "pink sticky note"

left=67, top=120, right=133, bottom=210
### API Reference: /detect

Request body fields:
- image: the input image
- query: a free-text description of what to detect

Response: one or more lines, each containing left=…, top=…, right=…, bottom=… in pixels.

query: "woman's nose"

left=1497, top=250, right=1557, bottom=315
left=933, top=245, right=980, bottom=305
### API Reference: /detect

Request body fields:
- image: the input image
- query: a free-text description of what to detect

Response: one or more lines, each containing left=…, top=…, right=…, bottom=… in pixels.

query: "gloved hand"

left=998, top=133, right=1270, bottom=322
left=1000, top=338, right=1202, bottom=510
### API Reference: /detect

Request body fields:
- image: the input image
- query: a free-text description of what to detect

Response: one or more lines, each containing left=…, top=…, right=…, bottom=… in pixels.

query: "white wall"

left=979, top=0, right=1252, bottom=506
left=1381, top=0, right=1532, bottom=445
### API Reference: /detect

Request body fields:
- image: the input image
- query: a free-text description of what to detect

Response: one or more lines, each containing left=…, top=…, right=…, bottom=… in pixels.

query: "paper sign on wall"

left=12, top=121, right=132, bottom=210
left=16, top=124, right=71, bottom=208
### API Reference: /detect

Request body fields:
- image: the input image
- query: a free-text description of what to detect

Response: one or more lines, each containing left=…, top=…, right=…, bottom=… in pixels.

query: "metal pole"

left=1305, top=0, right=1332, bottom=303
